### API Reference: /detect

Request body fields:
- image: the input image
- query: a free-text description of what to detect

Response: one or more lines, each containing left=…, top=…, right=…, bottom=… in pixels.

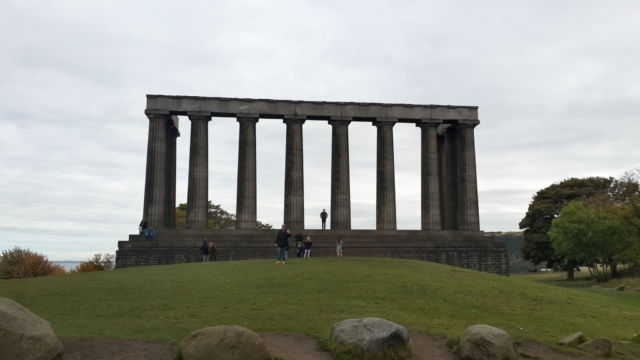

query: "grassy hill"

left=0, top=257, right=639, bottom=350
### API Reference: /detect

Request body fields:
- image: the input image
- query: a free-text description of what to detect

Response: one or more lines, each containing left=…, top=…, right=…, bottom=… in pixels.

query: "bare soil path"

left=61, top=332, right=601, bottom=360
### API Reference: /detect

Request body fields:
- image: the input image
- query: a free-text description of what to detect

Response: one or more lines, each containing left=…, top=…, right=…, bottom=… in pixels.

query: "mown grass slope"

left=0, top=257, right=638, bottom=347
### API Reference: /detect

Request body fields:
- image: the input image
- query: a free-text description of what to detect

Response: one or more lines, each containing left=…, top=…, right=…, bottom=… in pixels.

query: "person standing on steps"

left=303, top=235, right=313, bottom=259
left=320, top=209, right=328, bottom=230
left=336, top=239, right=343, bottom=257
left=275, top=225, right=290, bottom=264
left=200, top=238, right=209, bottom=262
left=208, top=240, right=218, bottom=261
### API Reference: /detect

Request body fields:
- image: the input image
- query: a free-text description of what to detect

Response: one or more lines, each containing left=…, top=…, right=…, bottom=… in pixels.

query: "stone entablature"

left=146, top=95, right=479, bottom=124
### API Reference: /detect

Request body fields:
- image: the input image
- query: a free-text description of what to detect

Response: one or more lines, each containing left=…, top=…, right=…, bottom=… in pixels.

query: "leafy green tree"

left=608, top=169, right=640, bottom=267
left=549, top=201, right=632, bottom=280
left=519, top=177, right=612, bottom=279
left=175, top=201, right=273, bottom=230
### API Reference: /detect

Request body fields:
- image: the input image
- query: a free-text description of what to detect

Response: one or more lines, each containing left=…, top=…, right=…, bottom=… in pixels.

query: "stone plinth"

left=116, top=229, right=509, bottom=275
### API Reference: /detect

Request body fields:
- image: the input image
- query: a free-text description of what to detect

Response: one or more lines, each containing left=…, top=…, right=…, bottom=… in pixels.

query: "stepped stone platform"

left=116, top=230, right=509, bottom=275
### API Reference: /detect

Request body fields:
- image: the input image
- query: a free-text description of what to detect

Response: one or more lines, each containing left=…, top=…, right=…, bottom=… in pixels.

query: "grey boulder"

left=0, top=296, right=63, bottom=360
left=460, top=324, right=518, bottom=360
left=577, top=337, right=613, bottom=357
left=330, top=317, right=410, bottom=353
left=181, top=325, right=271, bottom=360
left=558, top=332, right=586, bottom=346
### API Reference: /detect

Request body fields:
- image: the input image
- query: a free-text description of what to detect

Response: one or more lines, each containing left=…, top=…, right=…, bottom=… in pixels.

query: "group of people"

left=275, top=224, right=344, bottom=264
left=199, top=238, right=218, bottom=262
left=141, top=209, right=344, bottom=264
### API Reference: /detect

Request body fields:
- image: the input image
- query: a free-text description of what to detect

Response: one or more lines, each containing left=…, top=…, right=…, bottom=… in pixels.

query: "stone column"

left=330, top=118, right=351, bottom=230
left=143, top=111, right=170, bottom=229
left=418, top=120, right=442, bottom=230
left=438, top=125, right=457, bottom=230
left=186, top=112, right=211, bottom=229
left=283, top=117, right=305, bottom=229
left=374, top=119, right=397, bottom=230
left=455, top=120, right=480, bottom=231
left=164, top=116, right=180, bottom=229
left=236, top=115, right=259, bottom=229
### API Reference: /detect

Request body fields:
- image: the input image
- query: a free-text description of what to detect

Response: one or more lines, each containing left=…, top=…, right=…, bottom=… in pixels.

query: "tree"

left=175, top=201, right=273, bottom=230
left=549, top=201, right=632, bottom=280
left=608, top=169, right=640, bottom=268
left=74, top=253, right=115, bottom=272
left=519, top=177, right=612, bottom=279
left=0, top=247, right=64, bottom=279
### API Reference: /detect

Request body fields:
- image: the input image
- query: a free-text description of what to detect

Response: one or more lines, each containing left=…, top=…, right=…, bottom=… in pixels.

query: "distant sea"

left=53, top=261, right=82, bottom=271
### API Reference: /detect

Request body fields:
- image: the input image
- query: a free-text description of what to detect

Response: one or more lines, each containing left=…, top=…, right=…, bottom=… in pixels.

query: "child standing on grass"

left=336, top=239, right=343, bottom=257
left=303, top=236, right=312, bottom=259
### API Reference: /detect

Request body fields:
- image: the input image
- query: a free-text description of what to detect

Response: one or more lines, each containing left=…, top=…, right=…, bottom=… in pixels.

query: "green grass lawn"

left=1, top=257, right=639, bottom=351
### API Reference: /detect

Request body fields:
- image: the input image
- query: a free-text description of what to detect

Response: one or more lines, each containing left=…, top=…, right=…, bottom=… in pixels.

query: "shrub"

left=74, top=253, right=115, bottom=272
left=0, top=247, right=57, bottom=279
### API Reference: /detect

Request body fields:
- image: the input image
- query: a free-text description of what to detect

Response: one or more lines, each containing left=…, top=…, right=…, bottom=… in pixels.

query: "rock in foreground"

left=577, top=337, right=613, bottom=357
left=558, top=332, right=586, bottom=346
left=181, top=325, right=271, bottom=360
left=0, top=296, right=64, bottom=360
left=330, top=317, right=410, bottom=356
left=460, top=324, right=518, bottom=360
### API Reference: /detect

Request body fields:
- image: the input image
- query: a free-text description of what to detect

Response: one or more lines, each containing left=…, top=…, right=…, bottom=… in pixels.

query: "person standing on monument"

left=200, top=238, right=209, bottom=262
left=320, top=209, right=328, bottom=230
left=275, top=225, right=290, bottom=264
left=139, top=219, right=148, bottom=235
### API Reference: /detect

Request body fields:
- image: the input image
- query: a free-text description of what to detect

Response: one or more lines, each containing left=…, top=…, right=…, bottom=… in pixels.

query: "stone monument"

left=116, top=95, right=508, bottom=275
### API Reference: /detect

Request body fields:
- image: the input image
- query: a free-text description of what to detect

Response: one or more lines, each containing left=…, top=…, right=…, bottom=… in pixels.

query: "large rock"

left=0, top=296, right=63, bottom=360
left=330, top=317, right=410, bottom=353
left=181, top=325, right=271, bottom=360
left=459, top=324, right=518, bottom=360
left=577, top=337, right=613, bottom=357
left=558, top=332, right=586, bottom=346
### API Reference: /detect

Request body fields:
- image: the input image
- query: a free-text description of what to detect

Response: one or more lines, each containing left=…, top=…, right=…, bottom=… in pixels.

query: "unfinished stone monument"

left=116, top=95, right=508, bottom=275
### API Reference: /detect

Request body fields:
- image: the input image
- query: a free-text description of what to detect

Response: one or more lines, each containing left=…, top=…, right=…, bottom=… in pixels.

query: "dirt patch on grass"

left=61, top=333, right=603, bottom=360
left=61, top=338, right=175, bottom=360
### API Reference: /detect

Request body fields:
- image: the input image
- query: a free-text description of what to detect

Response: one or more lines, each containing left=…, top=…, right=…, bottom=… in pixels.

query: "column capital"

left=372, top=118, right=397, bottom=127
left=187, top=112, right=212, bottom=121
left=283, top=117, right=306, bottom=125
left=416, top=119, right=443, bottom=128
left=328, top=117, right=351, bottom=126
left=237, top=115, right=259, bottom=124
left=145, top=110, right=171, bottom=120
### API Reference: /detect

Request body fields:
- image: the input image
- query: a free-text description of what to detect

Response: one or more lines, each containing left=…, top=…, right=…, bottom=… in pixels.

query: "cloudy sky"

left=1, top=1, right=639, bottom=260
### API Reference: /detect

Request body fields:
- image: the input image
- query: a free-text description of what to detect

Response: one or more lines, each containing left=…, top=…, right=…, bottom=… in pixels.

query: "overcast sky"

left=1, top=1, right=639, bottom=260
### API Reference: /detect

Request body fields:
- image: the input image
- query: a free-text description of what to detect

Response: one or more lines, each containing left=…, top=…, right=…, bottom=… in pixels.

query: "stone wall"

left=116, top=229, right=509, bottom=275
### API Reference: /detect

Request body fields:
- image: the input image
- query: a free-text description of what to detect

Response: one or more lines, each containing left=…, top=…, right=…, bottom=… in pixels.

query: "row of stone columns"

left=142, top=113, right=480, bottom=232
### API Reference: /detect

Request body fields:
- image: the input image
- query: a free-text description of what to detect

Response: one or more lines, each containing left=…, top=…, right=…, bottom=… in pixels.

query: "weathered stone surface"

left=577, top=337, right=613, bottom=357
left=459, top=324, right=518, bottom=360
left=330, top=317, right=410, bottom=353
left=0, top=296, right=63, bottom=360
left=557, top=331, right=586, bottom=346
left=181, top=325, right=271, bottom=360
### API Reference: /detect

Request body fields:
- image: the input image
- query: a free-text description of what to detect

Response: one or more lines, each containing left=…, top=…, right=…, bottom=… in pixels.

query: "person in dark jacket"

left=303, top=235, right=313, bottom=258
left=139, top=219, right=148, bottom=234
left=275, top=225, right=290, bottom=264
left=320, top=209, right=328, bottom=230
left=200, top=238, right=209, bottom=262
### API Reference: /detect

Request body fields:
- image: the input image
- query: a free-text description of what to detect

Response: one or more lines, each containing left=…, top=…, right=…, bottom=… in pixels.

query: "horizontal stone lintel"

left=146, top=95, right=479, bottom=123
